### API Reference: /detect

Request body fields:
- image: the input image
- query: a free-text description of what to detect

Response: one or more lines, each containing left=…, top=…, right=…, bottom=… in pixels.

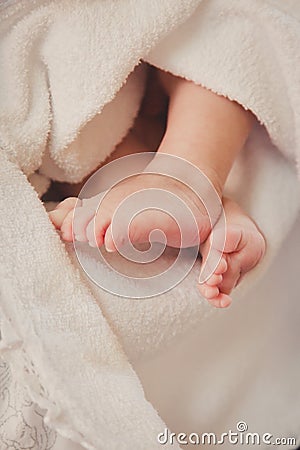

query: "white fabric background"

left=135, top=214, right=300, bottom=449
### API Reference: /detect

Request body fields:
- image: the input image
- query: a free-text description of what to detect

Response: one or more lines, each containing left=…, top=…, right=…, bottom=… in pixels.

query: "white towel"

left=0, top=1, right=300, bottom=449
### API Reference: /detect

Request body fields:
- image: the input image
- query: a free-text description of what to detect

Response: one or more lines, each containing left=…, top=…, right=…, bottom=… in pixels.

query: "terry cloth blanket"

left=0, top=0, right=300, bottom=449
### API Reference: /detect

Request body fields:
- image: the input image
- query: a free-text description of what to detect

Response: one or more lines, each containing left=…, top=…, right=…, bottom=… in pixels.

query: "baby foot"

left=198, top=197, right=266, bottom=308
left=49, top=169, right=216, bottom=251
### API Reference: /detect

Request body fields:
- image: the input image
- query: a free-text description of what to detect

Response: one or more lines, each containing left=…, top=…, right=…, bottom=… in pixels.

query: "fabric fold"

left=146, top=0, right=300, bottom=174
left=0, top=153, right=178, bottom=449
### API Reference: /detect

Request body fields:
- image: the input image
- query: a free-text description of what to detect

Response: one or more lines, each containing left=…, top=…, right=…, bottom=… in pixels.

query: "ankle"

left=156, top=149, right=224, bottom=200
left=196, top=165, right=223, bottom=199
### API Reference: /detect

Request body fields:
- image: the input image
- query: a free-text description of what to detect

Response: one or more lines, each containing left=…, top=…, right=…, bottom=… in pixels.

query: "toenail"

left=88, top=241, right=98, bottom=248
left=61, top=232, right=72, bottom=242
left=75, top=234, right=86, bottom=242
left=220, top=297, right=231, bottom=308
left=205, top=287, right=218, bottom=299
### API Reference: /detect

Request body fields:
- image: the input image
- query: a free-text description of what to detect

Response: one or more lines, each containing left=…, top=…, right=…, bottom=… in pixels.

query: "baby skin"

left=49, top=70, right=265, bottom=308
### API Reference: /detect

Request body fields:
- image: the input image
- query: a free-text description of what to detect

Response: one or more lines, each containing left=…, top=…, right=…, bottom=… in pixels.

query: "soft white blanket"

left=0, top=1, right=300, bottom=449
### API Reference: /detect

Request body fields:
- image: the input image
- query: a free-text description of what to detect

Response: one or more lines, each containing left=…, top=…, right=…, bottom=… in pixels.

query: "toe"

left=48, top=197, right=79, bottom=229
left=218, top=228, right=265, bottom=295
left=217, top=255, right=241, bottom=295
left=218, top=293, right=232, bottom=308
left=86, top=211, right=111, bottom=248
left=199, top=228, right=228, bottom=283
left=49, top=208, right=68, bottom=229
left=214, top=257, right=228, bottom=275
left=73, top=207, right=95, bottom=242
left=207, top=293, right=232, bottom=308
left=60, top=209, right=75, bottom=242
left=205, top=273, right=223, bottom=287
left=104, top=225, right=119, bottom=252
left=57, top=197, right=79, bottom=210
left=199, top=253, right=227, bottom=284
left=198, top=284, right=219, bottom=300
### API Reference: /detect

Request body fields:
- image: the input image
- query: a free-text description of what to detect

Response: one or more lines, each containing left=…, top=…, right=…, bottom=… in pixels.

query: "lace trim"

left=0, top=357, right=57, bottom=450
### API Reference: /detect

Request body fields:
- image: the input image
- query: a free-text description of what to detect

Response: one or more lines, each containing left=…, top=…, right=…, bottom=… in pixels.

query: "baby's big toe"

left=60, top=209, right=76, bottom=242
left=49, top=208, right=67, bottom=229
left=48, top=197, right=78, bottom=230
